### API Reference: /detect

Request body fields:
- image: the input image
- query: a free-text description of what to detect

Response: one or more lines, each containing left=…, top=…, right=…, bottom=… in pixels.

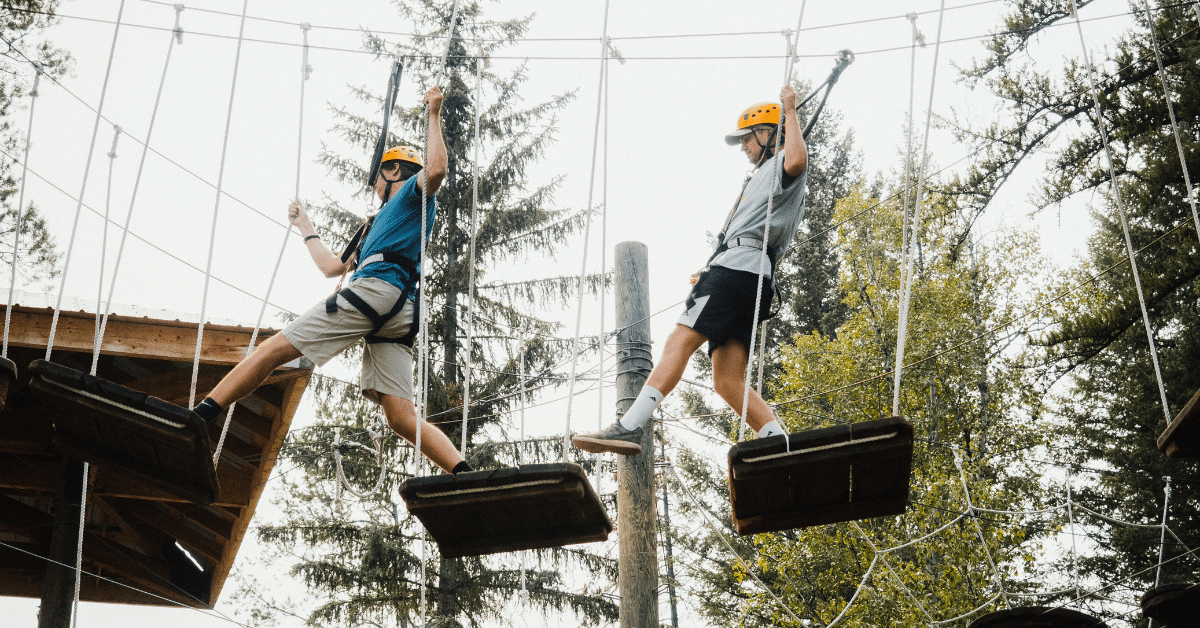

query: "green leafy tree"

left=240, top=3, right=617, bottom=627
left=669, top=182, right=1057, bottom=626
left=945, top=1, right=1200, bottom=611
left=0, top=2, right=70, bottom=288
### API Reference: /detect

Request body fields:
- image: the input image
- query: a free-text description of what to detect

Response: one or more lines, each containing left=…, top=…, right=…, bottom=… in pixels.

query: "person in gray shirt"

left=574, top=85, right=808, bottom=456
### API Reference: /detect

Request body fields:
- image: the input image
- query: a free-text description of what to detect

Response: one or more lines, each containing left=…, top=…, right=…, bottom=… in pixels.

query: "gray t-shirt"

left=709, top=150, right=808, bottom=280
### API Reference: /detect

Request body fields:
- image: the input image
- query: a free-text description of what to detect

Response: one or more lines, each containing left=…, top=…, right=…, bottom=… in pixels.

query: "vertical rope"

left=562, top=0, right=611, bottom=461
left=894, top=13, right=920, bottom=408
left=4, top=67, right=41, bottom=357
left=95, top=4, right=184, bottom=370
left=737, top=6, right=804, bottom=440
left=892, top=0, right=945, bottom=418
left=189, top=0, right=250, bottom=409
left=460, top=38, right=484, bottom=457
left=1154, top=476, right=1172, bottom=588
left=69, top=462, right=89, bottom=628
left=518, top=336, right=528, bottom=599
left=953, top=448, right=1010, bottom=608
left=45, top=0, right=126, bottom=361
left=415, top=0, right=464, bottom=481
left=213, top=21, right=310, bottom=466
left=1069, top=0, right=1173, bottom=425
left=1139, top=0, right=1199, bottom=241
left=89, top=126, right=121, bottom=375
left=1066, top=473, right=1080, bottom=597
left=597, top=34, right=610, bottom=430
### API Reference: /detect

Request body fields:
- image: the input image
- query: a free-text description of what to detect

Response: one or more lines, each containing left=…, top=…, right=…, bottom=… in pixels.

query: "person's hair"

left=398, top=161, right=421, bottom=180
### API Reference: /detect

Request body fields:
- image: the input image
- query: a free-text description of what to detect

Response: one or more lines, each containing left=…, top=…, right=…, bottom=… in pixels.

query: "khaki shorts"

left=282, top=276, right=415, bottom=402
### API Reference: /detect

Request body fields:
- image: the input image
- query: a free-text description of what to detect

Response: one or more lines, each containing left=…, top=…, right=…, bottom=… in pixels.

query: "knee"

left=713, top=372, right=744, bottom=401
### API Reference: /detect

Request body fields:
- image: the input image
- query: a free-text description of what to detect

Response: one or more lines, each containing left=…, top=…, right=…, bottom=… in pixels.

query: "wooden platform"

left=1158, top=388, right=1200, bottom=458
left=0, top=303, right=311, bottom=608
left=399, top=463, right=612, bottom=558
left=1141, top=583, right=1199, bottom=627
left=969, top=607, right=1108, bottom=627
left=728, top=416, right=913, bottom=534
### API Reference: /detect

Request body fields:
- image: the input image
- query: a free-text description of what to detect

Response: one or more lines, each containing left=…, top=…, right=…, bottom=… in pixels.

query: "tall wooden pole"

left=614, top=241, right=658, bottom=628
left=39, top=457, right=85, bottom=628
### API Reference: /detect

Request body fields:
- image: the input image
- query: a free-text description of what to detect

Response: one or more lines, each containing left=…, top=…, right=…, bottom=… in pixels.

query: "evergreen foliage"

left=241, top=3, right=617, bottom=626
left=946, top=0, right=1200, bottom=609
left=0, top=1, right=70, bottom=287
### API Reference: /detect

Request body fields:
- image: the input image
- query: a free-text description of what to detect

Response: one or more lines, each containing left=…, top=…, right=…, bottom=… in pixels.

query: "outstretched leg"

left=710, top=339, right=778, bottom=434
left=572, top=324, right=708, bottom=455
left=377, top=393, right=466, bottom=474
left=196, top=333, right=303, bottom=424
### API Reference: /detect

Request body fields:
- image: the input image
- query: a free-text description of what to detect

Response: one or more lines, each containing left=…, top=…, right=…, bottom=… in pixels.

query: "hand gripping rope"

left=3, top=66, right=40, bottom=358
left=214, top=21, right=313, bottom=467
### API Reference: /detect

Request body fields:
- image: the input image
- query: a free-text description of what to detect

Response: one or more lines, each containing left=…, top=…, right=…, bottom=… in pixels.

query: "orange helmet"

left=724, top=102, right=781, bottom=146
left=381, top=145, right=422, bottom=168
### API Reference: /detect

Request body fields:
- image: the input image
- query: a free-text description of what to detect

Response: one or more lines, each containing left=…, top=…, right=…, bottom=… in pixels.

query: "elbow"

left=423, top=168, right=447, bottom=195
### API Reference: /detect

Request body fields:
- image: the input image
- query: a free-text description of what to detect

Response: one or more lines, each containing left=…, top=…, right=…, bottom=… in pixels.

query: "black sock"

left=452, top=461, right=473, bottom=474
left=194, top=397, right=225, bottom=425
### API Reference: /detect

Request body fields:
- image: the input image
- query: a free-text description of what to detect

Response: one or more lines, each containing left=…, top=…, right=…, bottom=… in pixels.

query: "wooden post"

left=39, top=458, right=85, bottom=628
left=614, top=241, right=659, bottom=628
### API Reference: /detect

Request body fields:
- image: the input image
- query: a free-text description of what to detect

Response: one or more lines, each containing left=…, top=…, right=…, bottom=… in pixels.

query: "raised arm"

left=418, top=86, right=447, bottom=195
left=289, top=200, right=352, bottom=278
left=780, top=85, right=808, bottom=178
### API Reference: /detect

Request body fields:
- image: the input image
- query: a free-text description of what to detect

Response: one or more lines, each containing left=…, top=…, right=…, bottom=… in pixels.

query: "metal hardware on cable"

left=94, top=4, right=185, bottom=371
left=562, top=0, right=611, bottom=460
left=3, top=66, right=41, bottom=358
left=190, top=0, right=250, bottom=410
left=215, top=18, right=309, bottom=466
left=1069, top=0, right=1173, bottom=426
left=892, top=0, right=945, bottom=418
left=90, top=125, right=122, bottom=375
left=45, top=0, right=127, bottom=361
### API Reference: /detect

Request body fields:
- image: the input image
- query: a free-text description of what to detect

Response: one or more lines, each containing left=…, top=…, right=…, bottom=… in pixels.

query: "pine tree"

left=945, top=1, right=1200, bottom=607
left=241, top=3, right=617, bottom=627
left=0, top=2, right=70, bottom=288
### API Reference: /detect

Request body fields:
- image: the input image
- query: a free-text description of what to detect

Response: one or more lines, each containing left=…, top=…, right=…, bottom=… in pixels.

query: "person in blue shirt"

left=194, top=87, right=470, bottom=475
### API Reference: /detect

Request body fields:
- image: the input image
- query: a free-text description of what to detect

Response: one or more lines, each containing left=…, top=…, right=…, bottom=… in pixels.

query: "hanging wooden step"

left=969, top=607, right=1108, bottom=627
left=1158, top=388, right=1200, bottom=458
left=1141, top=583, right=1199, bottom=627
left=399, top=463, right=612, bottom=558
left=26, top=359, right=220, bottom=505
left=0, top=355, right=16, bottom=410
left=728, top=416, right=913, bottom=534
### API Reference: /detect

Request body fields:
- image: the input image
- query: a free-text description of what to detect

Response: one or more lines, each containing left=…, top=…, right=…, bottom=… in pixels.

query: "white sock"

left=618, top=385, right=664, bottom=431
left=757, top=419, right=785, bottom=438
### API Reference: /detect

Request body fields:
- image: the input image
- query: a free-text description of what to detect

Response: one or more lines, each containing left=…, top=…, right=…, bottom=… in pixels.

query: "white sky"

left=1, top=0, right=1146, bottom=626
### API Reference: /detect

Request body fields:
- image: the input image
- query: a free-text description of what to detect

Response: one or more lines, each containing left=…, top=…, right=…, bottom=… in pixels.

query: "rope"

left=891, top=1, right=946, bottom=417
left=3, top=67, right=40, bottom=358
left=331, top=427, right=387, bottom=498
left=597, top=31, right=612, bottom=431
left=737, top=5, right=805, bottom=441
left=1139, top=0, right=1199, bottom=241
left=95, top=4, right=184, bottom=375
left=894, top=12, right=920, bottom=411
left=1153, top=476, right=1172, bottom=589
left=953, top=448, right=1010, bottom=609
left=190, top=0, right=250, bottom=410
left=415, top=0, right=463, bottom=484
left=461, top=38, right=483, bottom=457
left=69, top=461, right=89, bottom=628
left=562, top=0, right=611, bottom=461
left=1066, top=473, right=1080, bottom=597
left=850, top=521, right=935, bottom=624
left=45, top=0, right=126, bottom=361
left=1069, top=0, right=1173, bottom=426
left=90, top=125, right=121, bottom=375
left=666, top=464, right=809, bottom=626
left=517, top=336, right=528, bottom=598
left=213, top=20, right=309, bottom=467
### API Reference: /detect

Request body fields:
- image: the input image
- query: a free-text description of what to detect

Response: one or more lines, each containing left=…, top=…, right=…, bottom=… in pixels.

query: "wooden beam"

left=106, top=497, right=224, bottom=564
left=3, top=307, right=279, bottom=366
left=0, top=492, right=52, bottom=544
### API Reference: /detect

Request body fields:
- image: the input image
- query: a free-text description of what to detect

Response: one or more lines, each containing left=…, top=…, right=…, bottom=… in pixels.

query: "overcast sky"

left=1, top=0, right=1144, bottom=625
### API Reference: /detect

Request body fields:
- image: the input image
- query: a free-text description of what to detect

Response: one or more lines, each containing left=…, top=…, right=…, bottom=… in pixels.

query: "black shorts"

left=677, top=265, right=773, bottom=356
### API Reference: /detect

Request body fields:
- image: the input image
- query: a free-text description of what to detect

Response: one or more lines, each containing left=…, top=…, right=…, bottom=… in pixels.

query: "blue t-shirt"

left=351, top=176, right=437, bottom=295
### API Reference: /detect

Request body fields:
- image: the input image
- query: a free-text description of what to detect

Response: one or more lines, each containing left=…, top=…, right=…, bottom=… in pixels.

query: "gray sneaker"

left=572, top=422, right=644, bottom=456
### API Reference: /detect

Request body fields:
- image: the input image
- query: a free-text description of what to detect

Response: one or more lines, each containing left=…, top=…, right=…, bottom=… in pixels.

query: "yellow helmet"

left=724, top=102, right=780, bottom=146
left=382, top=145, right=422, bottom=168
